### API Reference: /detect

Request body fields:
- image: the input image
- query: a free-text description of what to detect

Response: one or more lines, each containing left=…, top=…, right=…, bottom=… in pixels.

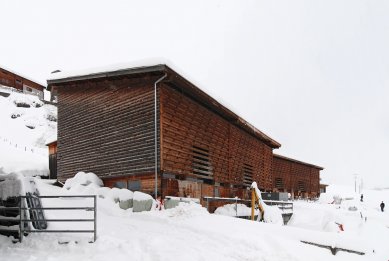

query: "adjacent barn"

left=0, top=66, right=45, bottom=99
left=272, top=154, right=323, bottom=198
left=47, top=64, right=281, bottom=201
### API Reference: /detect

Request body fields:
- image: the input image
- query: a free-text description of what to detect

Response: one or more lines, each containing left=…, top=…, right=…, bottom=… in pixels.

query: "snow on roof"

left=47, top=58, right=281, bottom=148
left=0, top=64, right=46, bottom=88
left=47, top=58, right=172, bottom=81
left=45, top=134, right=57, bottom=146
left=274, top=153, right=324, bottom=170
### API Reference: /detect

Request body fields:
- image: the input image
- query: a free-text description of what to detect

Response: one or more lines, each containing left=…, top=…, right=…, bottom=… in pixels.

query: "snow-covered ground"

left=0, top=89, right=56, bottom=176
left=1, top=177, right=388, bottom=261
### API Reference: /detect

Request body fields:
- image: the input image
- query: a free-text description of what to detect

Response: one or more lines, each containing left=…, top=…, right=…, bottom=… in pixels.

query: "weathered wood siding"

left=272, top=155, right=321, bottom=198
left=0, top=68, right=44, bottom=92
left=56, top=75, right=161, bottom=183
left=160, top=85, right=273, bottom=192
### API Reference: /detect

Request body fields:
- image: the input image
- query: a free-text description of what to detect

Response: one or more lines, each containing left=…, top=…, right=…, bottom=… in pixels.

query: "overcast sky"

left=1, top=0, right=388, bottom=188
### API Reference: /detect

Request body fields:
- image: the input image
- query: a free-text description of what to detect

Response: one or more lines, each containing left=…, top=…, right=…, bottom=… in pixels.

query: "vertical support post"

left=19, top=196, right=23, bottom=243
left=235, top=197, right=238, bottom=217
left=93, top=195, right=97, bottom=242
left=251, top=188, right=255, bottom=221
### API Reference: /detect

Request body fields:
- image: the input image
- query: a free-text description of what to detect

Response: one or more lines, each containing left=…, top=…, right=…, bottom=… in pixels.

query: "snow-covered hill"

left=0, top=87, right=57, bottom=176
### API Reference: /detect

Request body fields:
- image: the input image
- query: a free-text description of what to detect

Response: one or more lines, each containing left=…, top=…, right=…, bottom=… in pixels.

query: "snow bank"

left=215, top=203, right=258, bottom=217
left=0, top=92, right=57, bottom=177
left=63, top=172, right=103, bottom=190
left=163, top=202, right=209, bottom=219
left=109, top=187, right=134, bottom=201
left=0, top=173, right=33, bottom=200
left=8, top=91, right=43, bottom=108
left=133, top=191, right=153, bottom=201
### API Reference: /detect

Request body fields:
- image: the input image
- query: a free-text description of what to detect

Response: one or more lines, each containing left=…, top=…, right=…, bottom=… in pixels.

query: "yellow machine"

left=251, top=187, right=265, bottom=221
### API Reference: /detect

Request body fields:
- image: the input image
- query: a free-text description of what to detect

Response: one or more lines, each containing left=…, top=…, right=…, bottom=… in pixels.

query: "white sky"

left=1, top=0, right=388, bottom=188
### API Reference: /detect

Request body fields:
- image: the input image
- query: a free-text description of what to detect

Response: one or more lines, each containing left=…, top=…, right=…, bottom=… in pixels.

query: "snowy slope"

left=0, top=89, right=56, bottom=176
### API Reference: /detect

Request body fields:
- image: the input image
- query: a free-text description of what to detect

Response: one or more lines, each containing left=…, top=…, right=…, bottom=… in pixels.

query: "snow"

left=251, top=182, right=284, bottom=225
left=214, top=203, right=257, bottom=217
left=1, top=180, right=389, bottom=260
left=0, top=173, right=34, bottom=200
left=0, top=92, right=56, bottom=177
left=63, top=172, right=104, bottom=190
left=133, top=191, right=153, bottom=201
left=0, top=65, right=47, bottom=87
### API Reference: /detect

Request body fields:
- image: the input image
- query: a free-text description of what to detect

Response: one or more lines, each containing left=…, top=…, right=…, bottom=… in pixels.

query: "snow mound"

left=8, top=92, right=43, bottom=108
left=63, top=172, right=103, bottom=191
left=0, top=173, right=34, bottom=200
left=109, top=187, right=134, bottom=201
left=164, top=202, right=209, bottom=219
left=263, top=205, right=284, bottom=225
left=251, top=182, right=283, bottom=225
left=215, top=203, right=258, bottom=217
left=133, top=191, right=153, bottom=201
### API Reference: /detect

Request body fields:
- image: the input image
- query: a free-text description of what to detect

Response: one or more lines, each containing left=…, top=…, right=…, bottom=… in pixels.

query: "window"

left=192, top=145, right=212, bottom=179
left=243, top=163, right=254, bottom=187
left=128, top=180, right=141, bottom=191
left=275, top=178, right=283, bottom=189
left=26, top=87, right=32, bottom=92
left=16, top=79, right=22, bottom=84
left=113, top=181, right=126, bottom=189
left=298, top=181, right=305, bottom=192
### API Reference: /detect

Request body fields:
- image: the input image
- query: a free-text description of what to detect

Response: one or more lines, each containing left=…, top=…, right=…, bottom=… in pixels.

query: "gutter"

left=154, top=73, right=167, bottom=199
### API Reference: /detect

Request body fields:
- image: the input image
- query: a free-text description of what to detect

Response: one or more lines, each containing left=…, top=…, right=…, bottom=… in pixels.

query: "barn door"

left=49, top=153, right=57, bottom=179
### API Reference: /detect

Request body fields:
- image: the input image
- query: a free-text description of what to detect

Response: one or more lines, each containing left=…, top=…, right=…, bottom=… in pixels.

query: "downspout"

left=154, top=73, right=167, bottom=199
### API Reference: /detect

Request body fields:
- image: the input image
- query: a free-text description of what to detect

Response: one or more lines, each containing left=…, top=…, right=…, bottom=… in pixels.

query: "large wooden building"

left=272, top=154, right=323, bottom=198
left=47, top=64, right=281, bottom=200
left=0, top=66, right=45, bottom=99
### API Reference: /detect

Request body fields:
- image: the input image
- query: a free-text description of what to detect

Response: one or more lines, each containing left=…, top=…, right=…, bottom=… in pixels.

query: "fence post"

left=235, top=197, right=238, bottom=217
left=19, top=197, right=23, bottom=243
left=94, top=195, right=97, bottom=242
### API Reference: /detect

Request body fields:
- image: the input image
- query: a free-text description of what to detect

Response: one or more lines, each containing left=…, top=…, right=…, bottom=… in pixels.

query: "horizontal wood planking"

left=272, top=156, right=321, bottom=197
left=104, top=173, right=161, bottom=195
left=55, top=75, right=162, bottom=182
left=160, top=85, right=274, bottom=191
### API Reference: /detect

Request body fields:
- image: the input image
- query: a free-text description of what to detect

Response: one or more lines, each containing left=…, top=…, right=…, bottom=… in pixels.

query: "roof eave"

left=274, top=153, right=324, bottom=170
left=47, top=64, right=167, bottom=87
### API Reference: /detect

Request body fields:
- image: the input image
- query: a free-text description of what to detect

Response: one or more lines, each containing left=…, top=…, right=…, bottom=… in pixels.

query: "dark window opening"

left=298, top=181, right=305, bottom=192
left=113, top=181, right=126, bottom=189
left=243, top=163, right=253, bottom=187
left=128, top=180, right=141, bottom=191
left=275, top=178, right=283, bottom=189
left=26, top=87, right=32, bottom=92
left=192, top=145, right=213, bottom=179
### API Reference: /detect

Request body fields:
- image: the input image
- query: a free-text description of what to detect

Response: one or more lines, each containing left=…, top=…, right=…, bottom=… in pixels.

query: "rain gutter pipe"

left=154, top=73, right=167, bottom=199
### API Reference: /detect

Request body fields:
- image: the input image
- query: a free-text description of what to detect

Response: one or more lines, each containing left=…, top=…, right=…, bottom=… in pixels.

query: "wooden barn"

left=272, top=154, right=323, bottom=199
left=0, top=66, right=45, bottom=99
left=47, top=64, right=281, bottom=201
